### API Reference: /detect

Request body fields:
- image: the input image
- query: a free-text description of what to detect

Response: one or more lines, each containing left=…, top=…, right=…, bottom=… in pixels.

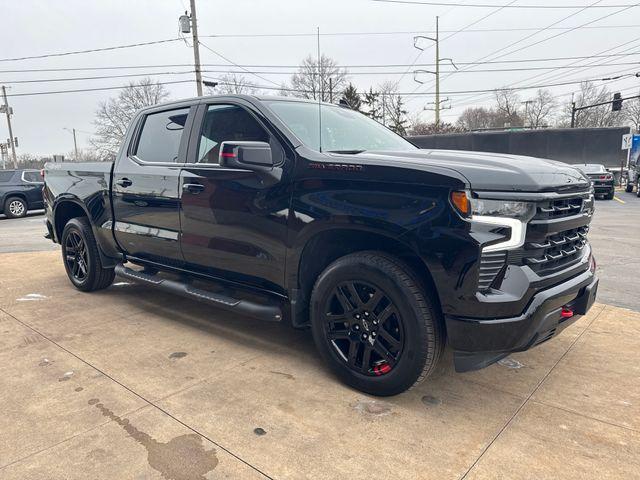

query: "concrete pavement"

left=1, top=251, right=638, bottom=479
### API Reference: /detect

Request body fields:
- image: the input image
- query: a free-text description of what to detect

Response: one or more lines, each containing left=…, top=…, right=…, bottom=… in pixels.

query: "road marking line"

left=613, top=196, right=626, bottom=204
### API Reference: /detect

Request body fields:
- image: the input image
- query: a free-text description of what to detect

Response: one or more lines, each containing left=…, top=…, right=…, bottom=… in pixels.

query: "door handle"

left=115, top=178, right=133, bottom=188
left=183, top=183, right=205, bottom=194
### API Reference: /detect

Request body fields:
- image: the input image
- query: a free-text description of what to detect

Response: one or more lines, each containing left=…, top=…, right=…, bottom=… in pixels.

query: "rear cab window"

left=0, top=171, right=15, bottom=183
left=133, top=108, right=190, bottom=163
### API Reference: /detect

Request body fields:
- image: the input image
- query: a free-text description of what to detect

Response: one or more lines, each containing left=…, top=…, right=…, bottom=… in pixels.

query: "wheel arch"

left=288, top=226, right=440, bottom=328
left=53, top=197, right=119, bottom=268
left=3, top=192, right=28, bottom=206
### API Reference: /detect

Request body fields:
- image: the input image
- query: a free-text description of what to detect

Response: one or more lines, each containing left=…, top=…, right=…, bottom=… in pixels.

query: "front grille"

left=523, top=225, right=589, bottom=276
left=535, top=197, right=583, bottom=220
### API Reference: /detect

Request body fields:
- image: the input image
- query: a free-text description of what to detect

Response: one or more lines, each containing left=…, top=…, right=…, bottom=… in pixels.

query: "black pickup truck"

left=44, top=95, right=598, bottom=396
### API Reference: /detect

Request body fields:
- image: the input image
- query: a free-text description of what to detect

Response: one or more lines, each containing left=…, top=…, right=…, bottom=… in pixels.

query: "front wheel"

left=310, top=251, right=444, bottom=396
left=61, top=217, right=115, bottom=292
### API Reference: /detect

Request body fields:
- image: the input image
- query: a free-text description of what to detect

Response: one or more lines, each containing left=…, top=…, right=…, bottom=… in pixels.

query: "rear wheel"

left=606, top=190, right=615, bottom=200
left=626, top=183, right=634, bottom=193
left=310, top=251, right=444, bottom=396
left=4, top=197, right=27, bottom=218
left=61, top=217, right=115, bottom=292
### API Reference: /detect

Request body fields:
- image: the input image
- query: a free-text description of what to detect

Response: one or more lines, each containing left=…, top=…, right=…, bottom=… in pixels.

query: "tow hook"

left=561, top=307, right=574, bottom=319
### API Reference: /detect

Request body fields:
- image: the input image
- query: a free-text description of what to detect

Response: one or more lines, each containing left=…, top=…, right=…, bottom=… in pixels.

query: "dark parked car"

left=43, top=95, right=598, bottom=396
left=574, top=164, right=615, bottom=200
left=0, top=169, right=45, bottom=218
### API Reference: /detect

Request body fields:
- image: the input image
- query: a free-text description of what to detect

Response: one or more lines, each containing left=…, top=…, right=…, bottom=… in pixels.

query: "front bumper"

left=446, top=268, right=598, bottom=372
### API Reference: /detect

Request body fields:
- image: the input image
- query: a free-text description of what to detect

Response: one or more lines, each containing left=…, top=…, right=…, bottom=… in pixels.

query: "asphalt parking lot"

left=1, top=194, right=639, bottom=479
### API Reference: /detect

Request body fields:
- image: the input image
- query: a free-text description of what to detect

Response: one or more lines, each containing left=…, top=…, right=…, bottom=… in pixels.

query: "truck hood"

left=356, top=149, right=591, bottom=193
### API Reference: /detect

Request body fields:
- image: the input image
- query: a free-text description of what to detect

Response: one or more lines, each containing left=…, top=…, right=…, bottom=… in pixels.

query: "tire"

left=606, top=190, right=615, bottom=200
left=310, top=251, right=444, bottom=396
left=626, top=183, right=633, bottom=193
left=61, top=217, right=115, bottom=292
left=4, top=196, right=27, bottom=218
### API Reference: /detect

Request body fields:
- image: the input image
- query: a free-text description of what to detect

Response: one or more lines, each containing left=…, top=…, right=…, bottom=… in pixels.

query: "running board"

left=114, top=264, right=283, bottom=322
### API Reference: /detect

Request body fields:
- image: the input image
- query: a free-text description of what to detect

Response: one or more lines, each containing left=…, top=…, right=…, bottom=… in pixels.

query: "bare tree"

left=91, top=78, right=170, bottom=159
left=524, top=89, right=556, bottom=128
left=561, top=81, right=624, bottom=128
left=287, top=54, right=348, bottom=102
left=494, top=89, right=523, bottom=127
left=623, top=94, right=640, bottom=131
left=456, top=107, right=498, bottom=131
left=408, top=120, right=460, bottom=135
left=69, top=148, right=102, bottom=162
left=208, top=73, right=261, bottom=95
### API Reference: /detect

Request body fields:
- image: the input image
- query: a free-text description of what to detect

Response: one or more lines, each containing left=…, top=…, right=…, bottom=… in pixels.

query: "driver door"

left=179, top=102, right=290, bottom=292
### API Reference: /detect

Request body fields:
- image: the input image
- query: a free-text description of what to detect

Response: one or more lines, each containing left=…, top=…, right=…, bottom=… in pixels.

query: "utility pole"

left=1, top=86, right=17, bottom=168
left=434, top=16, right=440, bottom=127
left=190, top=0, right=203, bottom=96
left=413, top=17, right=457, bottom=129
left=180, top=2, right=203, bottom=96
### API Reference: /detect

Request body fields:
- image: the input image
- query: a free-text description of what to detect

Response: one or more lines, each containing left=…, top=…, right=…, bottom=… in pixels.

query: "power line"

left=409, top=1, right=639, bottom=105
left=1, top=52, right=639, bottom=75
left=447, top=36, right=640, bottom=108
left=411, top=0, right=608, bottom=98
left=0, top=71, right=195, bottom=84
left=198, top=24, right=640, bottom=36
left=197, top=40, right=281, bottom=87
left=5, top=79, right=194, bottom=97
left=2, top=61, right=639, bottom=86
left=372, top=0, right=637, bottom=8
left=0, top=39, right=182, bottom=63
left=392, top=0, right=517, bottom=89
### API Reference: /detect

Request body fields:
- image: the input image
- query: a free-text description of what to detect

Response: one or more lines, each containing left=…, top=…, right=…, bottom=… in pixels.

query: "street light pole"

left=63, top=128, right=79, bottom=160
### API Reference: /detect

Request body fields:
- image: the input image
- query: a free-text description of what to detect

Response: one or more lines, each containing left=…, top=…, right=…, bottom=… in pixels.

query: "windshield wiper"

left=326, top=149, right=366, bottom=154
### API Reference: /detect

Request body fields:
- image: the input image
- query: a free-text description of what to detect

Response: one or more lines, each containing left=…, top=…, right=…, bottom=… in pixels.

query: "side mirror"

left=219, top=141, right=273, bottom=168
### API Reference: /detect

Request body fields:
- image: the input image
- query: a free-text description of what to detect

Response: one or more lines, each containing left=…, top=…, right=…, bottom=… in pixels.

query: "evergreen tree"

left=363, top=88, right=382, bottom=122
left=340, top=83, right=362, bottom=111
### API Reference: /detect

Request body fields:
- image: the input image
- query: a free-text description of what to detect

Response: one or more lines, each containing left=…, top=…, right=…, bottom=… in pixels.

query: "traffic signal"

left=612, top=92, right=623, bottom=111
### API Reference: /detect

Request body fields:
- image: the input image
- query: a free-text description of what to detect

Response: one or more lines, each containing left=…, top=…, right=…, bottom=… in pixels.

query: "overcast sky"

left=1, top=0, right=639, bottom=156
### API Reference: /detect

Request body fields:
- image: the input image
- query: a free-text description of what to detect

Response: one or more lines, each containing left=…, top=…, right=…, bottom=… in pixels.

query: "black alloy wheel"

left=60, top=217, right=115, bottom=292
left=323, top=280, right=404, bottom=376
left=310, top=251, right=444, bottom=396
left=64, top=230, right=89, bottom=282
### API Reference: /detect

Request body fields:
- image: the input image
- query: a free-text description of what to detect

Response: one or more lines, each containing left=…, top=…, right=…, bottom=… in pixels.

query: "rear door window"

left=134, top=108, right=190, bottom=163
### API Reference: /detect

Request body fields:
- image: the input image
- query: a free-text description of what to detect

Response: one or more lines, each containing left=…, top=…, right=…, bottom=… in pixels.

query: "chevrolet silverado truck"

left=44, top=95, right=599, bottom=396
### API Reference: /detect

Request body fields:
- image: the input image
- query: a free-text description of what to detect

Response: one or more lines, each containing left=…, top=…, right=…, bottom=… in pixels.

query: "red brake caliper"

left=373, top=362, right=392, bottom=376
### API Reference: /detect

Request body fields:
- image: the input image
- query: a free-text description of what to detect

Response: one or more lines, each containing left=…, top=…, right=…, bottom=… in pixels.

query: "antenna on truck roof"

left=317, top=26, right=323, bottom=153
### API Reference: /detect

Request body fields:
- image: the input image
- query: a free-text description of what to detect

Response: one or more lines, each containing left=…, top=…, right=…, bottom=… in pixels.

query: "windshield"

left=264, top=100, right=416, bottom=153
left=576, top=164, right=607, bottom=174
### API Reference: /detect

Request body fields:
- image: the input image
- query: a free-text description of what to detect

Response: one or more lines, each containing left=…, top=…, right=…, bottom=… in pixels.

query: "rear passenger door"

left=112, top=105, right=194, bottom=266
left=21, top=170, right=45, bottom=209
left=179, top=102, right=291, bottom=292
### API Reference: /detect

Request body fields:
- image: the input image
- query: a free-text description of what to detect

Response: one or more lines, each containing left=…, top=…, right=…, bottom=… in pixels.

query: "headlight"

left=470, top=198, right=535, bottom=220
left=450, top=191, right=535, bottom=221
